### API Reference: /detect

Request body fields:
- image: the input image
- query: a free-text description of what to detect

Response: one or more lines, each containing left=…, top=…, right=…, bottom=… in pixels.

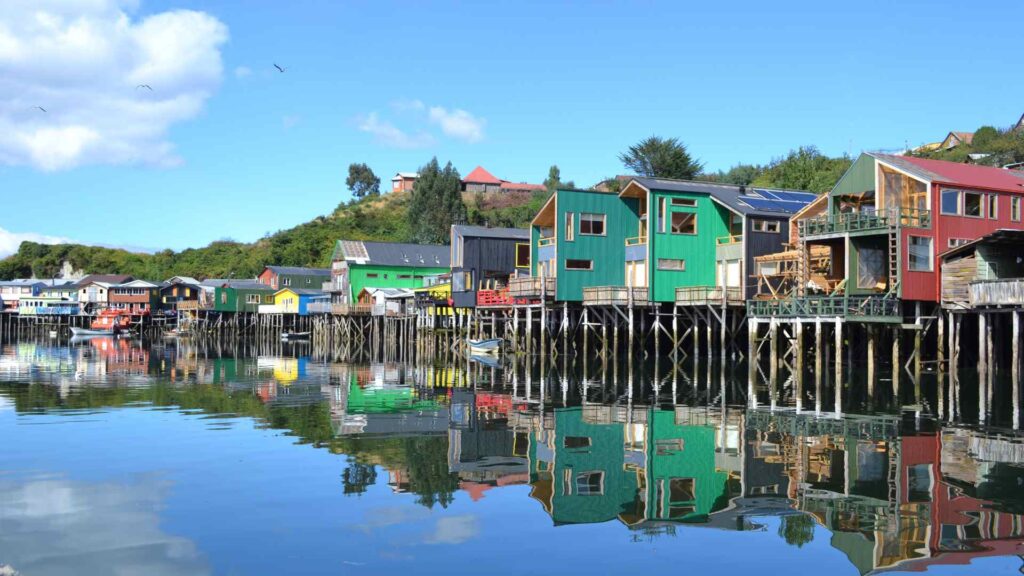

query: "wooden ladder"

left=886, top=226, right=900, bottom=298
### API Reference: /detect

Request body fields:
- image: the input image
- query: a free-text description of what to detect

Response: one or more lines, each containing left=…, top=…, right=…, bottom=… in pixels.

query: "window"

left=751, top=219, right=780, bottom=233
left=579, top=213, right=606, bottom=235
left=515, top=243, right=530, bottom=268
left=657, top=258, right=686, bottom=271
left=757, top=262, right=779, bottom=276
left=220, top=292, right=227, bottom=304
left=305, top=278, right=311, bottom=284
left=565, top=212, right=574, bottom=241
left=366, top=273, right=379, bottom=279
left=671, top=212, right=697, bottom=234
left=671, top=198, right=696, bottom=207
left=565, top=259, right=592, bottom=270
left=575, top=471, right=604, bottom=495
left=453, top=271, right=472, bottom=292
left=964, top=191, right=983, bottom=217
left=658, top=197, right=667, bottom=233
left=948, top=238, right=970, bottom=248
left=857, top=244, right=886, bottom=289
left=1013, top=197, right=1022, bottom=222
left=908, top=236, right=933, bottom=271
left=564, top=436, right=591, bottom=449
left=246, top=294, right=260, bottom=304
left=940, top=188, right=961, bottom=215
left=669, top=478, right=696, bottom=502
left=987, top=194, right=998, bottom=219
left=397, top=274, right=412, bottom=279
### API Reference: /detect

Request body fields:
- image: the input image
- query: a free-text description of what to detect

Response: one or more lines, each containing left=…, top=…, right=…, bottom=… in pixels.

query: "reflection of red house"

left=256, top=381, right=278, bottom=403
left=884, top=434, right=1024, bottom=573
left=89, top=338, right=149, bottom=374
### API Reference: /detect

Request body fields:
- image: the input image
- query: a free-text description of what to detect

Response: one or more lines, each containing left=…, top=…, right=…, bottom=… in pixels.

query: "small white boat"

left=70, top=326, right=116, bottom=337
left=49, top=330, right=58, bottom=338
left=281, top=331, right=311, bottom=340
left=468, top=338, right=502, bottom=354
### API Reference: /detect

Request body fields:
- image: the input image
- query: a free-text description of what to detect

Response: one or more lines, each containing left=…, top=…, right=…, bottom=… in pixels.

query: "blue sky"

left=2, top=0, right=1023, bottom=256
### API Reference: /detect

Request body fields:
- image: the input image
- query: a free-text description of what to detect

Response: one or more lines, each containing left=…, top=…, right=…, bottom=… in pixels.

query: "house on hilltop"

left=462, top=166, right=545, bottom=194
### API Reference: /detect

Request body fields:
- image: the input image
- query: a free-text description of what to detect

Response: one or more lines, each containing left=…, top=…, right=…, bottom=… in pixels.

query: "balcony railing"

left=477, top=288, right=514, bottom=307
left=625, top=235, right=648, bottom=246
left=970, top=278, right=1024, bottom=307
left=18, top=306, right=80, bottom=316
left=747, top=295, right=902, bottom=321
left=306, top=302, right=333, bottom=314
left=509, top=276, right=556, bottom=300
left=582, top=286, right=649, bottom=306
left=332, top=303, right=373, bottom=316
left=799, top=208, right=931, bottom=237
left=716, top=235, right=741, bottom=245
left=176, top=300, right=200, bottom=311
left=676, top=286, right=744, bottom=306
left=537, top=237, right=555, bottom=247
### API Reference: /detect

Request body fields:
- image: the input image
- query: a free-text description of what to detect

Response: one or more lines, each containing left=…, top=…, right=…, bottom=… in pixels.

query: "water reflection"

left=1, top=339, right=1023, bottom=575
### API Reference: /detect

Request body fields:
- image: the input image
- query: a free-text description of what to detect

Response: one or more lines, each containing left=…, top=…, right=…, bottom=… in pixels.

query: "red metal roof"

left=893, top=155, right=1024, bottom=193
left=463, top=166, right=501, bottom=184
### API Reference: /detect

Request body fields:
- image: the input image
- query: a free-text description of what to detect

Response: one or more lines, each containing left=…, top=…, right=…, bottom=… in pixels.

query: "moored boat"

left=467, top=338, right=502, bottom=354
left=281, top=331, right=311, bottom=340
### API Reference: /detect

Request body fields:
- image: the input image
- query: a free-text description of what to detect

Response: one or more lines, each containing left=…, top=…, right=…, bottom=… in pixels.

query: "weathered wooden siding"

left=553, top=189, right=638, bottom=302
left=940, top=254, right=975, bottom=306
left=648, top=191, right=729, bottom=302
left=743, top=215, right=789, bottom=299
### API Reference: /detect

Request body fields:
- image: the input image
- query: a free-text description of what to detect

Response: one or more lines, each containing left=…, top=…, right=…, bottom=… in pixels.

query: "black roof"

left=451, top=225, right=529, bottom=240
left=335, top=240, right=450, bottom=268
left=264, top=266, right=330, bottom=277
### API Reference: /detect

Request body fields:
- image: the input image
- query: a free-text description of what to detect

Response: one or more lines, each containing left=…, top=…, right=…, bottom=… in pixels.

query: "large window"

left=515, top=243, right=530, bottom=268
left=575, top=471, right=604, bottom=496
left=964, top=192, right=983, bottom=217
left=246, top=294, right=260, bottom=304
left=657, top=258, right=686, bottom=271
left=565, top=212, right=575, bottom=241
left=579, top=213, right=606, bottom=235
left=857, top=244, right=886, bottom=289
left=751, top=219, right=780, bottom=233
left=658, top=197, right=667, bottom=233
left=564, top=436, right=591, bottom=449
left=671, top=212, right=697, bottom=234
left=565, top=259, right=592, bottom=271
left=1013, top=197, right=1022, bottom=222
left=453, top=271, right=472, bottom=292
left=908, top=236, right=933, bottom=272
left=940, top=188, right=961, bottom=215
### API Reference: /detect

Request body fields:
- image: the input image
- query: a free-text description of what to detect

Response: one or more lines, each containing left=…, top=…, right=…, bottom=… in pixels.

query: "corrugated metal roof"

left=628, top=177, right=816, bottom=217
left=939, top=229, right=1024, bottom=260
left=264, top=266, right=330, bottom=276
left=452, top=225, right=530, bottom=240
left=336, top=240, right=450, bottom=267
left=870, top=152, right=1024, bottom=193
left=463, top=166, right=502, bottom=184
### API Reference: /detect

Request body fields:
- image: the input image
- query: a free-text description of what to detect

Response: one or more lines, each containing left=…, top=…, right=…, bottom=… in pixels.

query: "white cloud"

left=233, top=66, right=251, bottom=79
left=0, top=226, right=74, bottom=259
left=423, top=515, right=479, bottom=545
left=0, top=0, right=228, bottom=171
left=427, top=106, right=485, bottom=143
left=357, top=112, right=435, bottom=149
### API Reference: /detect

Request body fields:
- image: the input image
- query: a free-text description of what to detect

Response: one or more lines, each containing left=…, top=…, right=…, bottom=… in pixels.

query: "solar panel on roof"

left=752, top=189, right=781, bottom=200
left=765, top=190, right=817, bottom=202
left=740, top=198, right=803, bottom=214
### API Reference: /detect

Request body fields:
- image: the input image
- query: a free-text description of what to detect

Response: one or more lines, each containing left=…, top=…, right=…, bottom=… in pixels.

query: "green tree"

left=543, top=165, right=574, bottom=193
left=620, top=136, right=704, bottom=180
left=408, top=158, right=465, bottom=244
left=752, top=146, right=851, bottom=193
left=346, top=162, right=381, bottom=198
left=704, top=163, right=763, bottom=186
left=972, top=126, right=1000, bottom=149
left=778, top=514, right=816, bottom=548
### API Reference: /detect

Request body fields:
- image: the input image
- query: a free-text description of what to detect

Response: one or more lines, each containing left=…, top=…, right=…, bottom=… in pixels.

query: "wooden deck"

left=675, top=286, right=744, bottom=307
left=582, top=286, right=650, bottom=307
left=508, top=277, right=555, bottom=301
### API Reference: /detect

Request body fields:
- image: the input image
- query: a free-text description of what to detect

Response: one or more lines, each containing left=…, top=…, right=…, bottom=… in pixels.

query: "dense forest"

left=0, top=139, right=953, bottom=281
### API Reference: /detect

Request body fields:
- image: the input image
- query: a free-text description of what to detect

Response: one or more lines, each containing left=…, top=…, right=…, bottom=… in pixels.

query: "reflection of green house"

left=345, top=381, right=440, bottom=414
left=529, top=407, right=638, bottom=525
left=630, top=410, right=731, bottom=524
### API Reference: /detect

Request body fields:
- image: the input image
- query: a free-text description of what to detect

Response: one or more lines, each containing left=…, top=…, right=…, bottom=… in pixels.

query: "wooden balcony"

left=582, top=286, right=649, bottom=306
left=716, top=234, right=742, bottom=245
left=509, top=277, right=555, bottom=301
left=970, top=279, right=1024, bottom=308
left=799, top=208, right=930, bottom=238
left=624, top=235, right=647, bottom=246
left=176, top=300, right=200, bottom=311
left=332, top=303, right=373, bottom=316
left=477, top=288, right=514, bottom=307
left=747, top=295, right=902, bottom=322
left=676, top=286, right=744, bottom=307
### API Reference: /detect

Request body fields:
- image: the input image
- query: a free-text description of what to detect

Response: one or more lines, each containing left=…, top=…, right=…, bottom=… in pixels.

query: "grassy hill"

left=0, top=189, right=547, bottom=281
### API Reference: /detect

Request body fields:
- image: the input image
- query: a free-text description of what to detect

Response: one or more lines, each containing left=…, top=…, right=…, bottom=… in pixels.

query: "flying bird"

left=136, top=84, right=153, bottom=91
left=34, top=106, right=46, bottom=113
left=273, top=63, right=287, bottom=73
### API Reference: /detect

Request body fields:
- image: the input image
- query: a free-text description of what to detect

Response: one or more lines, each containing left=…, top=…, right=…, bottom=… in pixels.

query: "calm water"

left=1, top=337, right=1022, bottom=575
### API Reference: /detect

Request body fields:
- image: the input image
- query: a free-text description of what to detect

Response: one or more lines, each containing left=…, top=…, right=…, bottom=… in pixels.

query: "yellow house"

left=260, top=288, right=327, bottom=315
left=413, top=282, right=452, bottom=316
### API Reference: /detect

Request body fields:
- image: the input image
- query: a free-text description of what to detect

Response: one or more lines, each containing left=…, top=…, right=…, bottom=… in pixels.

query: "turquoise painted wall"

left=551, top=189, right=639, bottom=301
left=645, top=410, right=730, bottom=522
left=649, top=191, right=732, bottom=302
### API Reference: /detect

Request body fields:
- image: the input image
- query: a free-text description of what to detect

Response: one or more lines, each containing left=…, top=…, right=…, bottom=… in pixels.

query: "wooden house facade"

left=328, top=240, right=450, bottom=303
left=449, top=225, right=530, bottom=308
left=257, top=266, right=331, bottom=291
left=108, top=280, right=162, bottom=315
left=211, top=280, right=276, bottom=313
left=750, top=153, right=1024, bottom=322
left=160, top=277, right=201, bottom=312
left=526, top=188, right=640, bottom=302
